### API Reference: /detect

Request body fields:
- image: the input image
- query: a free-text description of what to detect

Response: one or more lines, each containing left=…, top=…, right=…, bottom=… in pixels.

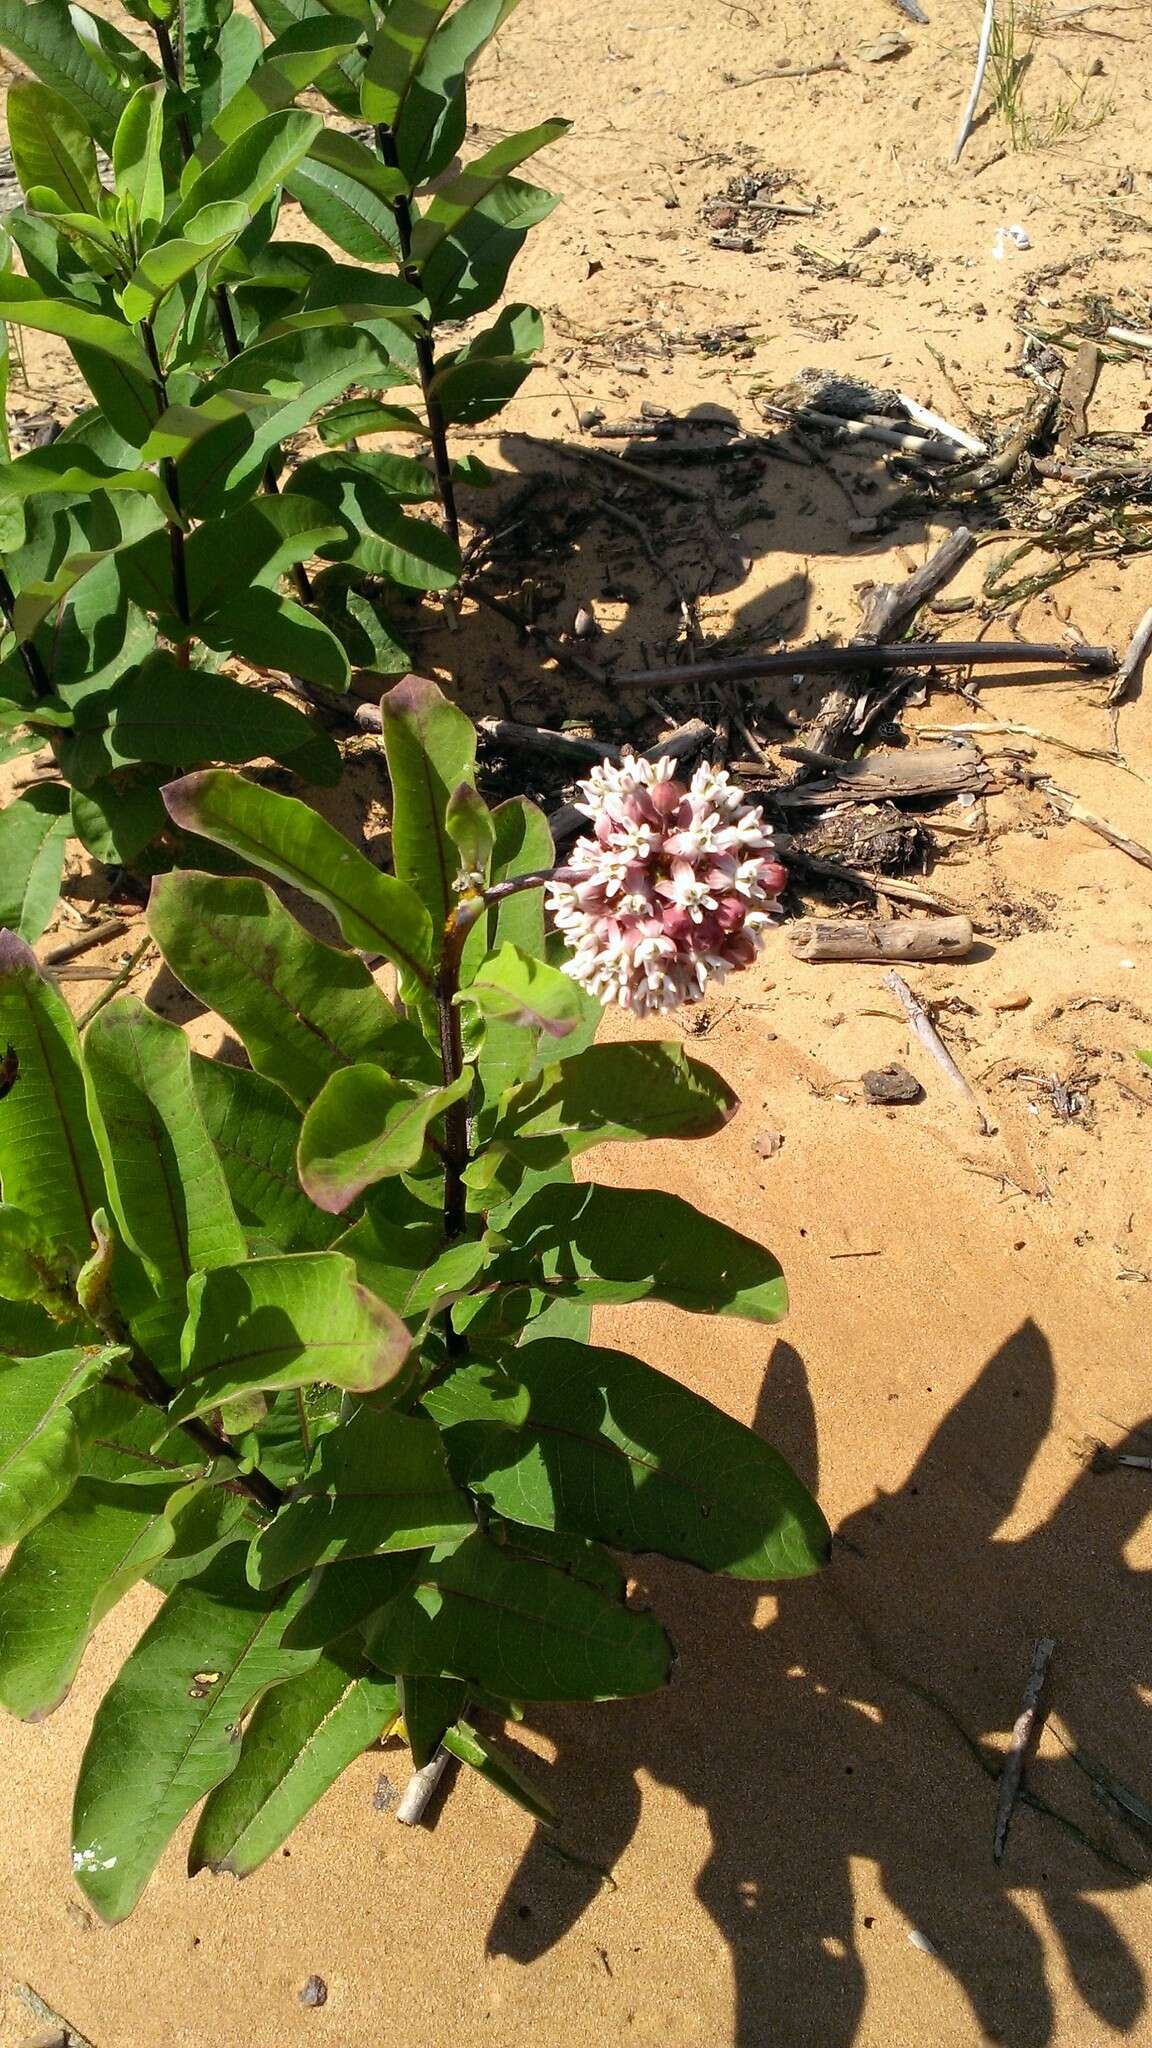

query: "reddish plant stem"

left=374, top=124, right=461, bottom=548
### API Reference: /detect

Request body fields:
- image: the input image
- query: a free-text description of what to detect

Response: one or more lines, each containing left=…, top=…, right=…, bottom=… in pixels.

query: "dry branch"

left=791, top=916, right=973, bottom=962
left=884, top=970, right=990, bottom=1134
left=994, top=1638, right=1057, bottom=1863
left=1043, top=783, right=1152, bottom=874
left=612, top=640, right=1112, bottom=691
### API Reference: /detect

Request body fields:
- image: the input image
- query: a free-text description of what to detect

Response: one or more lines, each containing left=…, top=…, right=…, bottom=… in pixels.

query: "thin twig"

left=612, top=639, right=1113, bottom=690
left=884, top=970, right=990, bottom=1134
left=951, top=0, right=996, bottom=166
left=13, top=1983, right=97, bottom=2048
left=994, top=1637, right=1057, bottom=1862
left=75, top=936, right=154, bottom=1029
left=724, top=57, right=850, bottom=86
left=1042, top=782, right=1152, bottom=873
left=42, top=917, right=130, bottom=965
left=897, top=396, right=988, bottom=457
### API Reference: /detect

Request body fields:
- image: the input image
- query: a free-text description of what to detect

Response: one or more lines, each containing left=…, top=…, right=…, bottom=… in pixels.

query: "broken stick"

left=993, top=1637, right=1057, bottom=1863
left=792, top=916, right=973, bottom=963
left=1043, top=783, right=1152, bottom=875
left=1105, top=606, right=1152, bottom=709
left=395, top=1748, right=451, bottom=1825
left=884, top=969, right=990, bottom=1134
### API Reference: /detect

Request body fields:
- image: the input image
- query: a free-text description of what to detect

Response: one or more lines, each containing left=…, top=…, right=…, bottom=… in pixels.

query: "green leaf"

left=380, top=674, right=478, bottom=940
left=444, top=782, right=495, bottom=881
left=247, top=0, right=366, bottom=118
left=83, top=996, right=248, bottom=1281
left=249, top=1405, right=473, bottom=1589
left=7, top=80, right=100, bottom=210
left=0, top=442, right=177, bottom=520
left=314, top=572, right=412, bottom=678
left=0, top=1346, right=117, bottom=1545
left=111, top=82, right=166, bottom=237
left=0, top=1474, right=189, bottom=1718
left=190, top=494, right=344, bottom=625
left=285, top=142, right=404, bottom=264
left=317, top=396, right=425, bottom=445
left=364, top=1529, right=673, bottom=1701
left=285, top=459, right=460, bottom=589
left=430, top=302, right=544, bottom=423
left=0, top=932, right=105, bottom=1259
left=71, top=781, right=166, bottom=866
left=475, top=798, right=560, bottom=1105
left=1138, top=1050, right=1152, bottom=1070
left=170, top=108, right=323, bottom=231
left=399, top=1672, right=466, bottom=1767
left=360, top=0, right=455, bottom=128
left=0, top=0, right=128, bottom=147
left=496, top=1042, right=737, bottom=1161
left=0, top=273, right=153, bottom=380
left=118, top=201, right=252, bottom=324
left=442, top=1717, right=555, bottom=1825
left=200, top=590, right=352, bottom=693
left=188, top=1639, right=398, bottom=1876
left=334, top=1180, right=490, bottom=1319
left=191, top=1057, right=344, bottom=1254
left=160, top=770, right=435, bottom=991
left=427, top=1340, right=830, bottom=1581
left=171, top=1253, right=412, bottom=1419
left=65, top=657, right=340, bottom=789
left=392, top=0, right=522, bottom=186
left=0, top=786, right=71, bottom=942
left=280, top=1549, right=426, bottom=1650
left=459, top=940, right=584, bottom=1039
left=71, top=1545, right=318, bottom=1921
left=149, top=873, right=424, bottom=1111
left=488, top=1181, right=788, bottom=1325
left=299, top=1065, right=471, bottom=1213
left=194, top=14, right=365, bottom=163
left=411, top=120, right=569, bottom=262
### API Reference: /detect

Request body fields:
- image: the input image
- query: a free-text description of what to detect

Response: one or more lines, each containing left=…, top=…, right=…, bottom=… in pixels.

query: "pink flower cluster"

left=546, top=754, right=787, bottom=1014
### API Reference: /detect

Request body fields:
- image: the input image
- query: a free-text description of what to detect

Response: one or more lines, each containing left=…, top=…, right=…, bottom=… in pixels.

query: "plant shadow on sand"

left=488, top=1324, right=1152, bottom=2047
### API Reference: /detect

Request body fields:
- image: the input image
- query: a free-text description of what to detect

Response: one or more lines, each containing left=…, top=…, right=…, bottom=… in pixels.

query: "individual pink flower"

left=545, top=755, right=787, bottom=1014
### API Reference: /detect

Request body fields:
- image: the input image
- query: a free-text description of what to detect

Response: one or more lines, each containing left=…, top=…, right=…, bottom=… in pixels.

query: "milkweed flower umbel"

left=545, top=754, right=787, bottom=1014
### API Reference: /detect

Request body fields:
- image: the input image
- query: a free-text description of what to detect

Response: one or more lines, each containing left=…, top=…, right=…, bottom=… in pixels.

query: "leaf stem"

left=100, top=1321, right=285, bottom=1516
left=153, top=20, right=196, bottom=159
left=0, top=562, right=52, bottom=701
left=374, top=125, right=460, bottom=549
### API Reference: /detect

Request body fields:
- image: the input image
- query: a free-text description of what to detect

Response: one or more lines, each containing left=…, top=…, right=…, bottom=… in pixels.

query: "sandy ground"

left=3, top=1, right=1152, bottom=2043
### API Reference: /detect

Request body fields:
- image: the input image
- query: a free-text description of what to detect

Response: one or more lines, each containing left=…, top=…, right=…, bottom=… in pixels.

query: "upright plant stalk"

left=150, top=22, right=313, bottom=604
left=0, top=563, right=52, bottom=700
left=375, top=125, right=460, bottom=549
left=435, top=903, right=475, bottom=1243
left=140, top=319, right=192, bottom=663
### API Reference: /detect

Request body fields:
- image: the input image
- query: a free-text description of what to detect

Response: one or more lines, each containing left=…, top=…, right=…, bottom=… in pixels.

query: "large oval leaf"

left=364, top=1529, right=673, bottom=1700
left=188, top=1640, right=398, bottom=1878
left=0, top=1474, right=187, bottom=1718
left=161, top=770, right=434, bottom=991
left=496, top=1041, right=737, bottom=1160
left=248, top=1405, right=473, bottom=1588
left=0, top=786, right=71, bottom=942
left=71, top=1546, right=318, bottom=1921
left=298, top=1064, right=471, bottom=1212
left=149, top=873, right=426, bottom=1110
left=0, top=932, right=105, bottom=1259
left=190, top=1058, right=345, bottom=1255
left=379, top=674, right=477, bottom=940
left=425, top=1341, right=831, bottom=1580
left=0, top=1346, right=117, bottom=1545
left=171, top=1253, right=412, bottom=1419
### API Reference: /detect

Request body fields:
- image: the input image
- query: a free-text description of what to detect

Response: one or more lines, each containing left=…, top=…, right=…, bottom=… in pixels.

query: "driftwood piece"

left=549, top=720, right=714, bottom=847
left=1105, top=606, right=1152, bottom=708
left=479, top=717, right=624, bottom=769
left=791, top=915, right=973, bottom=962
left=1059, top=339, right=1100, bottom=444
left=782, top=527, right=977, bottom=794
left=884, top=969, right=990, bottom=1134
left=41, top=918, right=130, bottom=966
left=1043, top=782, right=1152, bottom=874
left=994, top=1638, right=1057, bottom=1863
left=611, top=639, right=1112, bottom=691
left=775, top=742, right=989, bottom=809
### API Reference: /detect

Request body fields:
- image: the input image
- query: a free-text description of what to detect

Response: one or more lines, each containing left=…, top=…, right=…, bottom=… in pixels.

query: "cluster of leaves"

left=0, top=676, right=829, bottom=1921
left=0, top=0, right=564, bottom=938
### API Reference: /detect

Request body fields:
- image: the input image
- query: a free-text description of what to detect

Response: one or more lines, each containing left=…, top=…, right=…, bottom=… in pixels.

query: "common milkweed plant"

left=0, top=0, right=563, bottom=937
left=0, top=678, right=829, bottom=1921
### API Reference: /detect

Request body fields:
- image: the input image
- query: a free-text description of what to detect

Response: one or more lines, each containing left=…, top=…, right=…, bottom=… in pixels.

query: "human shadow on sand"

left=488, top=1324, right=1152, bottom=2047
